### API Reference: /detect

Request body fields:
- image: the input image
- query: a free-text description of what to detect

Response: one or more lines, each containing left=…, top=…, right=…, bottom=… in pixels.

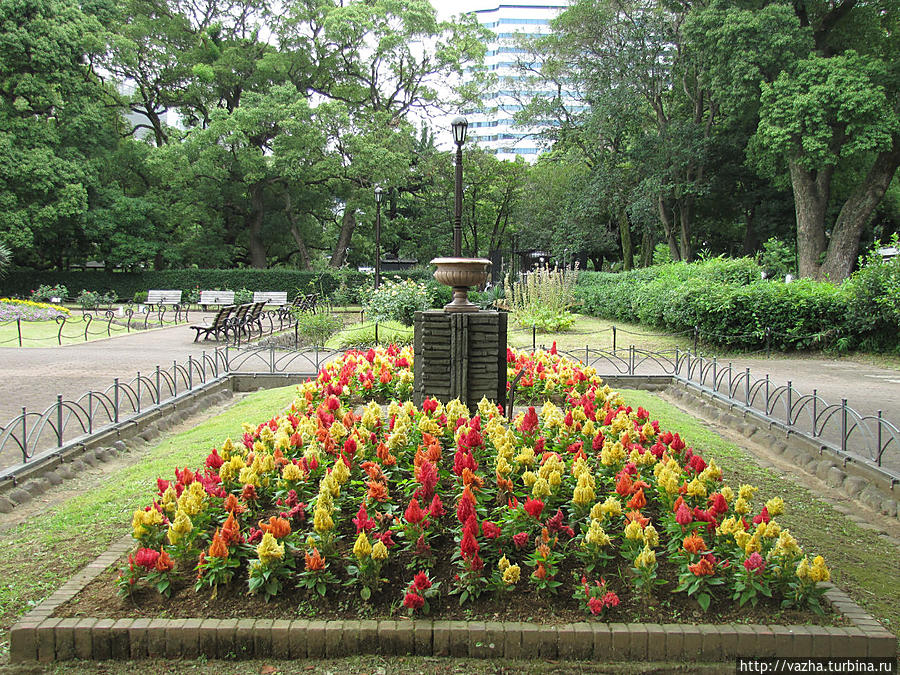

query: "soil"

left=54, top=536, right=845, bottom=627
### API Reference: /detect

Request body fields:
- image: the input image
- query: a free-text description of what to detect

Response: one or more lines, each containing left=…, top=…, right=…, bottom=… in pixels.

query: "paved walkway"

left=0, top=321, right=897, bottom=472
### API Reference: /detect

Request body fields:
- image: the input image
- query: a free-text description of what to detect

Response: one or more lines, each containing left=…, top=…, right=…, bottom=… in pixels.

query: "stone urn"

left=431, top=257, right=492, bottom=313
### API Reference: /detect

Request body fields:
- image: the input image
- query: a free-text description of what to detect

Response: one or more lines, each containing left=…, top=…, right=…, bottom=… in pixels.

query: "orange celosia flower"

left=541, top=527, right=550, bottom=545
left=688, top=558, right=715, bottom=576
left=627, top=488, right=647, bottom=510
left=223, top=494, right=246, bottom=514
left=316, top=428, right=329, bottom=443
left=259, top=516, right=292, bottom=539
left=537, top=543, right=551, bottom=558
left=305, top=548, right=325, bottom=572
left=615, top=473, right=633, bottom=496
left=361, top=461, right=384, bottom=482
left=208, top=529, right=228, bottom=558
left=625, top=510, right=650, bottom=527
left=632, top=479, right=650, bottom=493
left=376, top=443, right=397, bottom=466
left=460, top=485, right=477, bottom=505
left=496, top=476, right=514, bottom=494
left=155, top=549, right=175, bottom=572
left=683, top=532, right=706, bottom=555
left=273, top=448, right=287, bottom=467
left=367, top=480, right=389, bottom=502
left=461, top=468, right=484, bottom=489
left=222, top=512, right=242, bottom=546
left=342, top=412, right=355, bottom=429
left=534, top=563, right=548, bottom=580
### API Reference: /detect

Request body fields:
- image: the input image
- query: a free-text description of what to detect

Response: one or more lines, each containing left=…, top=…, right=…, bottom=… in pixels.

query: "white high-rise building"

left=465, top=0, right=576, bottom=161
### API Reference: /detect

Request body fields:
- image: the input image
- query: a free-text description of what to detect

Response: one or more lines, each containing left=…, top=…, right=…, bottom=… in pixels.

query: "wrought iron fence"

left=0, top=350, right=228, bottom=476
left=1, top=341, right=897, bottom=486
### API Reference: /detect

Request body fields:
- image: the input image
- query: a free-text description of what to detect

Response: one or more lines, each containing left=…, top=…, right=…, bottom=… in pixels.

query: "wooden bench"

left=146, top=290, right=182, bottom=308
left=190, top=305, right=234, bottom=342
left=252, top=291, right=288, bottom=307
left=199, top=290, right=235, bottom=309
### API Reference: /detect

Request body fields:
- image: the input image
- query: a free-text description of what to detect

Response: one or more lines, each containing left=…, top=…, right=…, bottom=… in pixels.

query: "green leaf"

left=360, top=586, right=371, bottom=600
left=697, top=593, right=711, bottom=612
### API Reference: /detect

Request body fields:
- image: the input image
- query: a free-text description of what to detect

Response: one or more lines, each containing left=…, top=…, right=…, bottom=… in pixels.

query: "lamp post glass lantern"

left=374, top=186, right=384, bottom=289
left=451, top=115, right=467, bottom=257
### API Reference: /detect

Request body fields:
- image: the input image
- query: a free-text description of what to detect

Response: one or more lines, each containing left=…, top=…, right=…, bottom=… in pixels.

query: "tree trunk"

left=284, top=192, right=312, bottom=270
left=330, top=207, right=355, bottom=268
left=741, top=207, right=757, bottom=256
left=589, top=255, right=604, bottom=271
left=248, top=183, right=267, bottom=268
left=678, top=198, right=693, bottom=262
left=619, top=208, right=633, bottom=271
left=789, top=161, right=832, bottom=279
left=640, top=229, right=653, bottom=267
left=820, top=138, right=900, bottom=281
left=657, top=196, right=681, bottom=261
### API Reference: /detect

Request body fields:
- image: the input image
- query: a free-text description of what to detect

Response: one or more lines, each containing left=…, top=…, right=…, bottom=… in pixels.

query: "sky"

left=431, top=0, right=483, bottom=20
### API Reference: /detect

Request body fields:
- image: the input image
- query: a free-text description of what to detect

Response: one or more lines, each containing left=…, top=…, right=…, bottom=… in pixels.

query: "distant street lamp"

left=374, top=185, right=384, bottom=289
left=451, top=116, right=468, bottom=257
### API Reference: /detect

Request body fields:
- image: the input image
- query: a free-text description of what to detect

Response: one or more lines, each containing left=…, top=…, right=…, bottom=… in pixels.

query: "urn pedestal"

left=430, top=257, right=491, bottom=313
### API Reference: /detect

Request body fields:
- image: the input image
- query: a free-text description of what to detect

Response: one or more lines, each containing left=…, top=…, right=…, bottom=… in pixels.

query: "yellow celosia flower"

left=532, top=477, right=551, bottom=499
left=238, top=467, right=261, bottom=488
left=765, top=496, right=785, bottom=516
left=795, top=556, right=810, bottom=580
left=313, top=507, right=334, bottom=533
left=498, top=555, right=510, bottom=572
left=624, top=519, right=644, bottom=540
left=257, top=532, right=285, bottom=565
left=167, top=509, right=193, bottom=545
left=601, top=496, right=623, bottom=518
left=717, top=517, right=741, bottom=536
left=764, top=520, right=781, bottom=538
left=177, top=481, right=208, bottom=517
left=738, top=484, right=758, bottom=500
left=635, top=545, right=656, bottom=568
left=809, top=556, right=830, bottom=582
left=734, top=531, right=751, bottom=551
left=584, top=519, right=611, bottom=547
left=502, top=564, right=521, bottom=585
left=548, top=470, right=562, bottom=488
left=774, top=530, right=801, bottom=558
left=418, top=416, right=441, bottom=435
left=477, top=396, right=497, bottom=420
left=720, top=485, right=734, bottom=503
left=582, top=420, right=596, bottom=437
left=686, top=477, right=707, bottom=498
left=734, top=497, right=751, bottom=515
left=600, top=440, right=626, bottom=466
left=496, top=456, right=511, bottom=477
left=353, top=532, right=372, bottom=559
left=282, top=463, right=304, bottom=482
left=131, top=507, right=163, bottom=539
left=160, top=486, right=178, bottom=516
left=522, top=471, right=538, bottom=487
left=515, top=446, right=536, bottom=467
left=258, top=426, right=275, bottom=445
left=572, top=478, right=595, bottom=508
left=331, top=459, right=350, bottom=485
left=372, top=540, right=389, bottom=561
left=643, top=524, right=659, bottom=548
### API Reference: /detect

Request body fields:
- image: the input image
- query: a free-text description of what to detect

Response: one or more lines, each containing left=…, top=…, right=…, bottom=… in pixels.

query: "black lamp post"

left=374, top=185, right=384, bottom=289
left=451, top=115, right=468, bottom=257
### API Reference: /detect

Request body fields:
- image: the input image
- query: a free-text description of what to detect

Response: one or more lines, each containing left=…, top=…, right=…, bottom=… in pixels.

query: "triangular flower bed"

left=65, top=345, right=839, bottom=627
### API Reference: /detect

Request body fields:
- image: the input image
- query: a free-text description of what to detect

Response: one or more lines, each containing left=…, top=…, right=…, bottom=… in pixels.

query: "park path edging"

left=8, top=535, right=897, bottom=663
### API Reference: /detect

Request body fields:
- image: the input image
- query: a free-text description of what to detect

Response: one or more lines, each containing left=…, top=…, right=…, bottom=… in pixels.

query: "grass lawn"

left=0, top=314, right=189, bottom=348
left=0, top=383, right=896, bottom=673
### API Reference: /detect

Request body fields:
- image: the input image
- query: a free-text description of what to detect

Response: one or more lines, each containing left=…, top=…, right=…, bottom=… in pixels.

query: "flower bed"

left=81, top=346, right=834, bottom=625
left=0, top=298, right=70, bottom=321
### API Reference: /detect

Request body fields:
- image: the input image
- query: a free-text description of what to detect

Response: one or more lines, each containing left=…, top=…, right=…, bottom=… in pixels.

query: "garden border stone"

left=8, top=534, right=896, bottom=663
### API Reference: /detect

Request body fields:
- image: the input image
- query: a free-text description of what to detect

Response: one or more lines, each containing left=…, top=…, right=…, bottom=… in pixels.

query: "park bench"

left=199, top=290, right=235, bottom=309
left=190, top=305, right=235, bottom=342
left=252, top=291, right=288, bottom=307
left=278, top=292, right=320, bottom=326
left=146, top=290, right=182, bottom=309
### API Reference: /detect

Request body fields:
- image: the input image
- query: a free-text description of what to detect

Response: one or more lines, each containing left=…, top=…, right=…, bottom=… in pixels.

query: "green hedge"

left=0, top=268, right=432, bottom=304
left=575, top=257, right=899, bottom=353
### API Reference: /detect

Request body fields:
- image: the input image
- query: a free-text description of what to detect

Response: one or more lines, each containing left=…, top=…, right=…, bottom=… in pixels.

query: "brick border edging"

left=9, top=536, right=897, bottom=663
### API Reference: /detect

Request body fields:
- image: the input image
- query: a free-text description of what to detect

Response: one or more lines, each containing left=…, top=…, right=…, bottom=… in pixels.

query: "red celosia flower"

left=752, top=506, right=771, bottom=525
left=588, top=596, right=604, bottom=615
left=462, top=514, right=479, bottom=538
left=709, top=493, right=728, bottom=515
left=603, top=590, right=619, bottom=608
left=482, top=520, right=501, bottom=539
left=675, top=503, right=693, bottom=525
left=592, top=432, right=604, bottom=451
left=512, top=531, right=529, bottom=550
left=460, top=517, right=480, bottom=559
left=615, top=473, right=633, bottom=496
left=422, top=398, right=438, bottom=414
left=403, top=591, right=424, bottom=610
left=415, top=459, right=438, bottom=498
left=135, top=548, right=160, bottom=570
left=353, top=502, right=377, bottom=533
left=404, top=497, right=427, bottom=525
left=241, top=484, right=258, bottom=502
left=428, top=494, right=445, bottom=518
left=413, top=571, right=432, bottom=591
left=205, top=449, right=224, bottom=470
left=456, top=495, right=475, bottom=525
left=744, top=552, right=765, bottom=573
left=519, top=407, right=539, bottom=434
left=523, top=498, right=544, bottom=519
left=375, top=529, right=395, bottom=548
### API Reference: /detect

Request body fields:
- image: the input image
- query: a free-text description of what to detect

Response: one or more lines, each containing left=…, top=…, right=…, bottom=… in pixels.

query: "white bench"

left=146, top=290, right=182, bottom=307
left=252, top=291, right=288, bottom=307
left=199, top=290, right=235, bottom=309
